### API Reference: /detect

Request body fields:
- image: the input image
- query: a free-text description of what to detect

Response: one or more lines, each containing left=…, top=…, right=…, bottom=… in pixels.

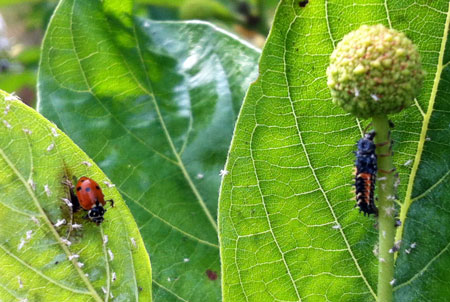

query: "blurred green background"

left=0, top=0, right=279, bottom=107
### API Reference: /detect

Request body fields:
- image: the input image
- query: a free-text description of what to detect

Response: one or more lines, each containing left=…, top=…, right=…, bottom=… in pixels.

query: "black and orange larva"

left=354, top=131, right=378, bottom=216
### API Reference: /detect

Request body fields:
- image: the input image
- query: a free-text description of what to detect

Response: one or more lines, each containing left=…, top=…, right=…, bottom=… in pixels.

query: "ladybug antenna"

left=363, top=122, right=373, bottom=134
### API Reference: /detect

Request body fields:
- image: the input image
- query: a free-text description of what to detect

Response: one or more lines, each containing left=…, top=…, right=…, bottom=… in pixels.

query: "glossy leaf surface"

left=37, top=0, right=260, bottom=300
left=218, top=1, right=450, bottom=301
left=0, top=91, right=151, bottom=301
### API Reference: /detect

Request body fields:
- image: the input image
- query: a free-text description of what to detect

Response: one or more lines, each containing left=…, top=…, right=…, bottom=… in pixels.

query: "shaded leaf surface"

left=37, top=0, right=260, bottom=300
left=218, top=1, right=449, bottom=301
left=0, top=91, right=151, bottom=301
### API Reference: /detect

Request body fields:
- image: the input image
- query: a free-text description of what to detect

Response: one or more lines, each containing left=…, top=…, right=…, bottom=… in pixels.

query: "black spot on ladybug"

left=85, top=187, right=91, bottom=192
left=206, top=269, right=218, bottom=281
left=76, top=187, right=82, bottom=191
left=96, top=186, right=100, bottom=190
left=299, top=0, right=309, bottom=7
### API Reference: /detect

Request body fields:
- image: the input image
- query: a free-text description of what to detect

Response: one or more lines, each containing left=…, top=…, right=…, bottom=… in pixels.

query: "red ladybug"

left=67, top=177, right=114, bottom=224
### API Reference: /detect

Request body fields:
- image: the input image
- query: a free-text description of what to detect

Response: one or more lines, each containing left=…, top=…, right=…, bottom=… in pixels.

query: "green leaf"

left=136, top=0, right=185, bottom=8
left=37, top=0, right=260, bottom=300
left=218, top=1, right=450, bottom=301
left=0, top=91, right=151, bottom=301
left=179, top=0, right=236, bottom=22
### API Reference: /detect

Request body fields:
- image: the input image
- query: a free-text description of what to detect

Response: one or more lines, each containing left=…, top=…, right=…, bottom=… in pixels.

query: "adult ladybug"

left=354, top=131, right=378, bottom=216
left=66, top=177, right=114, bottom=224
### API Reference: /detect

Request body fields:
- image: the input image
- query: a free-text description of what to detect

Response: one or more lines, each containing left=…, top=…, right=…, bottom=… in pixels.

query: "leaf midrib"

left=129, top=18, right=218, bottom=231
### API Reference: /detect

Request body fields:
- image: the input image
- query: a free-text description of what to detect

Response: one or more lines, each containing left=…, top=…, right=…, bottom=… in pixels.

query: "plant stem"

left=372, top=115, right=396, bottom=302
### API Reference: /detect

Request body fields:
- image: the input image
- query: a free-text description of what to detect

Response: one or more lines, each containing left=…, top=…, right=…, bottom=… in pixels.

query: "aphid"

left=44, top=184, right=52, bottom=196
left=130, top=237, right=137, bottom=248
left=18, top=239, right=26, bottom=251
left=54, top=219, right=66, bottom=227
left=47, top=143, right=55, bottom=152
left=81, top=161, right=92, bottom=167
left=3, top=119, right=11, bottom=128
left=219, top=169, right=229, bottom=177
left=65, top=177, right=114, bottom=224
left=61, top=238, right=72, bottom=246
left=68, top=254, right=79, bottom=260
left=108, top=248, right=114, bottom=261
left=28, top=179, right=36, bottom=191
left=72, top=223, right=82, bottom=229
left=31, top=216, right=40, bottom=225
left=332, top=224, right=341, bottom=229
left=62, top=198, right=72, bottom=208
left=51, top=127, right=59, bottom=137
left=354, top=131, right=378, bottom=216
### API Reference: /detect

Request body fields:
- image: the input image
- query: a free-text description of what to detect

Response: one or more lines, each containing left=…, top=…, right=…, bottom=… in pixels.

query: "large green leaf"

left=0, top=91, right=151, bottom=301
left=37, top=0, right=260, bottom=300
left=219, top=1, right=450, bottom=301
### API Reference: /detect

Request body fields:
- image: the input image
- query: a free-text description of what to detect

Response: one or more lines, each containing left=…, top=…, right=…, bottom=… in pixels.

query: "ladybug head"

left=357, top=131, right=376, bottom=154
left=88, top=205, right=106, bottom=224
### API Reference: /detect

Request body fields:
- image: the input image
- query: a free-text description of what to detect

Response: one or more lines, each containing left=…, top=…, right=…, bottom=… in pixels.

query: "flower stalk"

left=373, top=115, right=396, bottom=302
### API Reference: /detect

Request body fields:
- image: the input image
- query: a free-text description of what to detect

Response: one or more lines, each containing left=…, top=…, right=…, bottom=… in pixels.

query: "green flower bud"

left=327, top=24, right=424, bottom=118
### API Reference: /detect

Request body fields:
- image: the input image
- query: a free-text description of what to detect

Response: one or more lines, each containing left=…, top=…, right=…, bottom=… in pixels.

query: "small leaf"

left=219, top=0, right=449, bottom=301
left=37, top=0, right=260, bottom=300
left=0, top=91, right=151, bottom=301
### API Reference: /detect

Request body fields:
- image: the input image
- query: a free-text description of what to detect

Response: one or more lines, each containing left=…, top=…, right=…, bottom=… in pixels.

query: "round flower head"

left=327, top=24, right=424, bottom=118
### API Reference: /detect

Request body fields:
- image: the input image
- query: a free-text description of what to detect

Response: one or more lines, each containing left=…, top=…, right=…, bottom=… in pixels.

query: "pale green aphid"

left=327, top=24, right=424, bottom=118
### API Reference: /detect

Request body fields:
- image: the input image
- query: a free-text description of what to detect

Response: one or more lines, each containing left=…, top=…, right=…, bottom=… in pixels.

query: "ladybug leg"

left=376, top=143, right=394, bottom=157
left=107, top=199, right=114, bottom=208
left=62, top=178, right=82, bottom=239
left=388, top=120, right=395, bottom=129
left=379, top=167, right=397, bottom=174
left=376, top=129, right=394, bottom=157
